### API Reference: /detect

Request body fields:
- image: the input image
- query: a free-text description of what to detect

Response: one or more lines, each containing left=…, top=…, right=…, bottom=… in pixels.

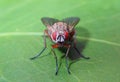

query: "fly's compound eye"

left=64, top=31, right=69, bottom=40
left=51, top=31, right=57, bottom=43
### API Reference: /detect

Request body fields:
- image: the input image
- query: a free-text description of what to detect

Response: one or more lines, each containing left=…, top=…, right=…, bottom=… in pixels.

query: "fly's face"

left=51, top=22, right=69, bottom=43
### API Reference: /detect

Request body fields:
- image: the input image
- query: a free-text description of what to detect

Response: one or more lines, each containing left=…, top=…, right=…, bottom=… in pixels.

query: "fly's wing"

left=62, top=17, right=80, bottom=32
left=41, top=17, right=59, bottom=27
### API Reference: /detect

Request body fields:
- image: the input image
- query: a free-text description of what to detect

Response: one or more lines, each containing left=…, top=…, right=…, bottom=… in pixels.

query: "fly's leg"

left=65, top=45, right=71, bottom=74
left=52, top=48, right=59, bottom=75
left=73, top=36, right=90, bottom=59
left=74, top=47, right=90, bottom=59
left=30, top=31, right=47, bottom=60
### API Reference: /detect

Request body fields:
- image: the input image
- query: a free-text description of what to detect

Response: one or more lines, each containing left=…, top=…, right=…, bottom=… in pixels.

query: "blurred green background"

left=0, top=0, right=120, bottom=82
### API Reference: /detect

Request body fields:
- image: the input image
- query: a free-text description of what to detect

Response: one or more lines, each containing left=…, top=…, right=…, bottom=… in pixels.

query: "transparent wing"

left=62, top=17, right=80, bottom=31
left=41, top=17, right=59, bottom=26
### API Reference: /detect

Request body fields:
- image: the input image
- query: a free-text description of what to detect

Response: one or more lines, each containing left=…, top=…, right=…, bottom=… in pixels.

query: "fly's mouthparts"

left=57, top=35, right=65, bottom=42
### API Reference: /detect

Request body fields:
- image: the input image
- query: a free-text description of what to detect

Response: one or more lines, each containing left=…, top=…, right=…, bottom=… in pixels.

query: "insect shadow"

left=58, top=26, right=90, bottom=70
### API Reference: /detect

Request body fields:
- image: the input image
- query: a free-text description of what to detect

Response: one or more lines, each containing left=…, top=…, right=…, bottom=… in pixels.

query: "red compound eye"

left=51, top=31, right=57, bottom=41
left=64, top=31, right=69, bottom=40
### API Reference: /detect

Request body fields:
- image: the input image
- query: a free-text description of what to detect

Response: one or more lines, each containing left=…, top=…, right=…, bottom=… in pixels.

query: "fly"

left=30, top=17, right=90, bottom=75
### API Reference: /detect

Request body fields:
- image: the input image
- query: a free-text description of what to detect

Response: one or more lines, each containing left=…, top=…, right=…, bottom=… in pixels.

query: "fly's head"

left=41, top=17, right=80, bottom=43
left=51, top=22, right=69, bottom=43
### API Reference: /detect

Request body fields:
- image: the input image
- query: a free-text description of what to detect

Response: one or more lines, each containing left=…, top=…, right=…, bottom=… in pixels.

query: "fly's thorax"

left=53, top=22, right=67, bottom=31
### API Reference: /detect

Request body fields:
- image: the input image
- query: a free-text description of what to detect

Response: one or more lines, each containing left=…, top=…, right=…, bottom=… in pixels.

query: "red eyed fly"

left=30, top=17, right=90, bottom=75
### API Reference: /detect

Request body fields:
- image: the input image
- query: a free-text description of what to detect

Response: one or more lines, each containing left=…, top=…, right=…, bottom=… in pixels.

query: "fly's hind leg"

left=74, top=47, right=90, bottom=59
left=73, top=36, right=90, bottom=59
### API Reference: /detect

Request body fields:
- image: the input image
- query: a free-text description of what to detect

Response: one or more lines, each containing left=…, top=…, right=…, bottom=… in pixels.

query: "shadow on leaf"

left=69, top=26, right=90, bottom=60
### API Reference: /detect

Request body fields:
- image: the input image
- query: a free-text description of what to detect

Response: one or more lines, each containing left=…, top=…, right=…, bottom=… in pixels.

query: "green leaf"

left=0, top=0, right=120, bottom=82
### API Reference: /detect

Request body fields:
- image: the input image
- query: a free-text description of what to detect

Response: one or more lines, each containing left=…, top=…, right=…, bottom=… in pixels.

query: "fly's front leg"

left=51, top=48, right=58, bottom=75
left=65, top=45, right=71, bottom=74
left=30, top=31, right=47, bottom=60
